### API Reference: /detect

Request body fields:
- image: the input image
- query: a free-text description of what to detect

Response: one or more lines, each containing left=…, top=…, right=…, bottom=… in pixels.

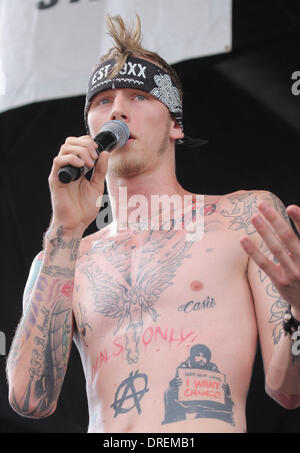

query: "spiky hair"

left=97, top=14, right=183, bottom=102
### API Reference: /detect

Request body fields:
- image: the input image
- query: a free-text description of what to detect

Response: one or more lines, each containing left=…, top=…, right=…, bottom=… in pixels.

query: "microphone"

left=57, top=120, right=130, bottom=184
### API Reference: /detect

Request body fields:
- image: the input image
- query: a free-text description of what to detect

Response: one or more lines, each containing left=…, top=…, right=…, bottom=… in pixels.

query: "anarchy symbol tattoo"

left=111, top=370, right=149, bottom=418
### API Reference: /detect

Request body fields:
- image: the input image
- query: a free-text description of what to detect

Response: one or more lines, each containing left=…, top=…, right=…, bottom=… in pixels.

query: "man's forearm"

left=266, top=308, right=300, bottom=410
left=6, top=225, right=82, bottom=418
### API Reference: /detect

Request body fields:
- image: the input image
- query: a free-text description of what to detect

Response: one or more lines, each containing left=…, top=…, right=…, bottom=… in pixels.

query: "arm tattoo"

left=41, top=265, right=75, bottom=278
left=266, top=192, right=291, bottom=224
left=219, top=191, right=258, bottom=234
left=257, top=192, right=290, bottom=344
left=220, top=191, right=291, bottom=345
left=11, top=298, right=72, bottom=418
left=43, top=225, right=81, bottom=262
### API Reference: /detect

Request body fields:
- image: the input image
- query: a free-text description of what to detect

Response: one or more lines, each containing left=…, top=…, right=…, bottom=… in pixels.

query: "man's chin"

left=108, top=155, right=146, bottom=178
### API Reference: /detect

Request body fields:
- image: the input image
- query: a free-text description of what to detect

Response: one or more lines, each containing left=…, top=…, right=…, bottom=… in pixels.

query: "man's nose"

left=110, top=95, right=129, bottom=122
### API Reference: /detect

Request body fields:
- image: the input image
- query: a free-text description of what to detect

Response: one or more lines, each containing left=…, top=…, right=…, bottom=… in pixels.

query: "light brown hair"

left=98, top=14, right=183, bottom=102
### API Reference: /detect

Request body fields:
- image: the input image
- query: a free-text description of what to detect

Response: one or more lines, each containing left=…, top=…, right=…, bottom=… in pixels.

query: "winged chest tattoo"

left=77, top=227, right=195, bottom=364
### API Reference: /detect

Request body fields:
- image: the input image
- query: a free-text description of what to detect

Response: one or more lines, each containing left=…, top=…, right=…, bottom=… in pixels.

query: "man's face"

left=87, top=87, right=183, bottom=178
left=191, top=352, right=208, bottom=368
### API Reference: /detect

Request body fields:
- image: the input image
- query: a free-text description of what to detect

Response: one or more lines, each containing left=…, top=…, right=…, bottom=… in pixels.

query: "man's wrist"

left=44, top=223, right=84, bottom=243
left=283, top=305, right=300, bottom=336
left=43, top=223, right=83, bottom=264
left=291, top=306, right=300, bottom=322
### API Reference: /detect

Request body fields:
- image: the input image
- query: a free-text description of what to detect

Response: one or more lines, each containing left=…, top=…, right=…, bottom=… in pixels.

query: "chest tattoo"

left=78, top=229, right=195, bottom=364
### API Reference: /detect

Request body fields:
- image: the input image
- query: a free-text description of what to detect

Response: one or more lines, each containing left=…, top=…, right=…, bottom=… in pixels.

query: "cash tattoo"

left=177, top=296, right=216, bottom=314
left=162, top=344, right=235, bottom=426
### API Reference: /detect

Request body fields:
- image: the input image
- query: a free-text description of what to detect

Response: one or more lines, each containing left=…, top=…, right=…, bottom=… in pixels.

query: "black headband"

left=84, top=55, right=207, bottom=147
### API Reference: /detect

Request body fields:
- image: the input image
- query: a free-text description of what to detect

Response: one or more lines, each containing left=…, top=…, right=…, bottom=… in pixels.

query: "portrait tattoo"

left=162, top=344, right=235, bottom=426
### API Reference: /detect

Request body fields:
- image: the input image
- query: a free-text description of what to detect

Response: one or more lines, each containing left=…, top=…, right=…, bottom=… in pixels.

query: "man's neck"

left=105, top=166, right=192, bottom=233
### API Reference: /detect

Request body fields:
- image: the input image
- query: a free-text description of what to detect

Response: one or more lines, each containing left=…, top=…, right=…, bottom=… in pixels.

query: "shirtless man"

left=6, top=15, right=300, bottom=433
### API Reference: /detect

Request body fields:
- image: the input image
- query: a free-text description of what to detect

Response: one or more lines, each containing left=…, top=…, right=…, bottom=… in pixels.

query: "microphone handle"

left=57, top=130, right=118, bottom=184
left=57, top=143, right=105, bottom=184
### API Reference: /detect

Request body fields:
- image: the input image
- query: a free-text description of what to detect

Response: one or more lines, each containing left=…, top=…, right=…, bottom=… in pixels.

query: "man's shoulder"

left=81, top=229, right=103, bottom=244
left=79, top=226, right=110, bottom=254
left=216, top=188, right=273, bottom=201
left=78, top=189, right=284, bottom=248
left=205, top=189, right=283, bottom=238
left=215, top=189, right=283, bottom=210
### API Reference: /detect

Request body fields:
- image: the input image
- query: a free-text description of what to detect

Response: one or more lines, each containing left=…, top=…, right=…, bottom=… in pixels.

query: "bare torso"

left=72, top=191, right=259, bottom=433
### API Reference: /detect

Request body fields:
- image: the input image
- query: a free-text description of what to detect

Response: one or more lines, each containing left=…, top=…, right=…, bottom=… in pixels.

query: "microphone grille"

left=100, top=120, right=130, bottom=148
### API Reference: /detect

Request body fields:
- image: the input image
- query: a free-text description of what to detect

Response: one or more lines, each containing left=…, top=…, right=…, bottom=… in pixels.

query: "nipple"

left=190, top=280, right=204, bottom=291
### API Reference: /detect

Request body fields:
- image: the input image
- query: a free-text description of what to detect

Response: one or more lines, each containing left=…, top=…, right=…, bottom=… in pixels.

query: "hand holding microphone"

left=57, top=120, right=130, bottom=183
left=48, top=120, right=129, bottom=234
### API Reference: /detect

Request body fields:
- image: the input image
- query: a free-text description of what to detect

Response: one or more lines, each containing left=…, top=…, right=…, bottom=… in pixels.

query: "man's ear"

left=170, top=117, right=184, bottom=141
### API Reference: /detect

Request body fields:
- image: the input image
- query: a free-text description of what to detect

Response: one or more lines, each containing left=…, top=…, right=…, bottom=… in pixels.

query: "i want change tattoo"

left=110, top=344, right=235, bottom=426
left=162, top=344, right=235, bottom=426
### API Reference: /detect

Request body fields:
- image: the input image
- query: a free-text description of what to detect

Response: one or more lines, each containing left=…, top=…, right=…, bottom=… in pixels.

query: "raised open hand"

left=241, top=202, right=300, bottom=316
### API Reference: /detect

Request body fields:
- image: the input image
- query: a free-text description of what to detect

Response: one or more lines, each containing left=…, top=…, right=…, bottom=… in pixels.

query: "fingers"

left=61, top=136, right=99, bottom=168
left=91, top=151, right=110, bottom=186
left=241, top=201, right=300, bottom=280
left=49, top=135, right=101, bottom=184
left=240, top=237, right=278, bottom=281
left=287, top=205, right=300, bottom=237
left=256, top=202, right=300, bottom=263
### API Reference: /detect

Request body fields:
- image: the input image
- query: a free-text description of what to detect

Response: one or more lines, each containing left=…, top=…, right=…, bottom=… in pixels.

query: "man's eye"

left=99, top=98, right=110, bottom=105
left=134, top=94, right=146, bottom=101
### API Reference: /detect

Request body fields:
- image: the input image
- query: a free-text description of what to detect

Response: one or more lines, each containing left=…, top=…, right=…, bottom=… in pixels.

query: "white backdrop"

left=0, top=0, right=232, bottom=113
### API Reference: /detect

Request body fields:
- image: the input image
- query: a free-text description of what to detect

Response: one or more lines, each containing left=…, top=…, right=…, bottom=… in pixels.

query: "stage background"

left=1, top=0, right=300, bottom=433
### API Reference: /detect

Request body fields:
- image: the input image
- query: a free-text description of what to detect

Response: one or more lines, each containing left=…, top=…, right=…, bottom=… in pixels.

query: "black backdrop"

left=1, top=0, right=300, bottom=433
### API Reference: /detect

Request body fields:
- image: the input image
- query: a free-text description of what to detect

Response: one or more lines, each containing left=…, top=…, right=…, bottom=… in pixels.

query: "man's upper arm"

left=22, top=251, right=44, bottom=311
left=22, top=250, right=76, bottom=335
left=246, top=191, right=290, bottom=372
